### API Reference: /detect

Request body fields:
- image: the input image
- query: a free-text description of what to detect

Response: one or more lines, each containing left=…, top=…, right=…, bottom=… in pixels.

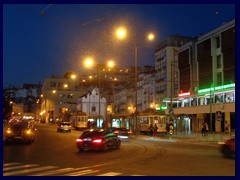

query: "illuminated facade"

left=41, top=75, right=85, bottom=123
left=165, top=19, right=235, bottom=133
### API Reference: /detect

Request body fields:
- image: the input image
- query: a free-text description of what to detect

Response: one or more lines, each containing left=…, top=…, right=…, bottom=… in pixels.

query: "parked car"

left=110, top=127, right=131, bottom=141
left=4, top=119, right=36, bottom=144
left=57, top=122, right=72, bottom=132
left=220, top=138, right=235, bottom=158
left=76, top=129, right=121, bottom=152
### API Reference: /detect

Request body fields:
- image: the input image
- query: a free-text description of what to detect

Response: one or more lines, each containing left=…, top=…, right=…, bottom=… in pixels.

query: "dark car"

left=57, top=122, right=72, bottom=132
left=220, top=138, right=235, bottom=158
left=4, top=120, right=36, bottom=144
left=111, top=127, right=132, bottom=141
left=76, top=129, right=121, bottom=152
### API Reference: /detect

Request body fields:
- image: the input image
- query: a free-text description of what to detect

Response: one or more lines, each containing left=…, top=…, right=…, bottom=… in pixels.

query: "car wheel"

left=116, top=141, right=121, bottom=149
left=221, top=145, right=232, bottom=158
left=4, top=139, right=10, bottom=144
left=26, top=140, right=33, bottom=145
left=101, top=143, right=108, bottom=152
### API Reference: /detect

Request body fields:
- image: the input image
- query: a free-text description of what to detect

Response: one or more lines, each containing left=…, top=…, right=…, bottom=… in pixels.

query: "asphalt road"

left=3, top=123, right=235, bottom=176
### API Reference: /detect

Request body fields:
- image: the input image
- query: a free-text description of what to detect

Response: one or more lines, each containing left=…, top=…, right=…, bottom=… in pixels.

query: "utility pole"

left=134, top=43, right=138, bottom=136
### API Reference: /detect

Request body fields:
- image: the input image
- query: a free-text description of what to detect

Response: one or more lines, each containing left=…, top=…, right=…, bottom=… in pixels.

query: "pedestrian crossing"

left=3, top=162, right=145, bottom=176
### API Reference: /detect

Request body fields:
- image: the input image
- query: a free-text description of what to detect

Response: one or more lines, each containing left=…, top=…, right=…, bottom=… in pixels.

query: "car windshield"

left=81, top=131, right=103, bottom=138
left=11, top=122, right=29, bottom=129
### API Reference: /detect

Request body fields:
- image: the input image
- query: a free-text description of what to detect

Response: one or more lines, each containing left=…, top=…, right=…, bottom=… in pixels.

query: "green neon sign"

left=156, top=105, right=167, bottom=111
left=198, top=83, right=235, bottom=94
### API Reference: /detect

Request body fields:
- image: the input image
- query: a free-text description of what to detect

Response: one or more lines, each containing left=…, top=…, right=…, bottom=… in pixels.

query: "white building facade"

left=76, top=88, right=106, bottom=127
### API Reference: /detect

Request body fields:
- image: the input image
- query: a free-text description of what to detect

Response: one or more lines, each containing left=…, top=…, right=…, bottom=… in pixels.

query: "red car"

left=220, top=138, right=235, bottom=158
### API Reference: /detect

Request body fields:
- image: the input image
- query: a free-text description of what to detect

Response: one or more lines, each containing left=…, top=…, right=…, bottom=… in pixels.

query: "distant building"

left=41, top=74, right=86, bottom=123
left=154, top=35, right=194, bottom=106
left=76, top=88, right=106, bottom=128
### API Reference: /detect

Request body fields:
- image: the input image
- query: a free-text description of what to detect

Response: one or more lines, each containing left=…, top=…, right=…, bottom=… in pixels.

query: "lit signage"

left=198, top=83, right=235, bottom=94
left=178, top=92, right=190, bottom=97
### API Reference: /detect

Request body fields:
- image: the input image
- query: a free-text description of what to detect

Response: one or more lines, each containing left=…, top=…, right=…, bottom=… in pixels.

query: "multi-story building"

left=137, top=71, right=156, bottom=112
left=166, top=19, right=235, bottom=133
left=3, top=84, right=42, bottom=119
left=154, top=35, right=194, bottom=108
left=40, top=73, right=86, bottom=123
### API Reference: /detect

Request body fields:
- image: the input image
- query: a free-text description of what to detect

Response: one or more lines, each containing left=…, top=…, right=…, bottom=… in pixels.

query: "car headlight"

left=25, top=129, right=32, bottom=135
left=6, top=128, right=12, bottom=134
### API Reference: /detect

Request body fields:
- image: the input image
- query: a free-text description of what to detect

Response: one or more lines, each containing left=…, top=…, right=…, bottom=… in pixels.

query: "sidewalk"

left=130, top=132, right=235, bottom=146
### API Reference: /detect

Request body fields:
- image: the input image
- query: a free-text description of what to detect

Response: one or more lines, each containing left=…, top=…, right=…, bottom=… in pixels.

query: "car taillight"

left=92, top=139, right=102, bottom=143
left=76, top=138, right=83, bottom=142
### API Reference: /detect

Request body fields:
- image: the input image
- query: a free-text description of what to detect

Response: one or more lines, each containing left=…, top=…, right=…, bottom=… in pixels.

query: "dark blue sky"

left=3, top=3, right=235, bottom=88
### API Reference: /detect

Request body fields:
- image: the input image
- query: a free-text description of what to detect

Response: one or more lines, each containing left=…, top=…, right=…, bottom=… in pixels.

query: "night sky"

left=3, top=2, right=236, bottom=88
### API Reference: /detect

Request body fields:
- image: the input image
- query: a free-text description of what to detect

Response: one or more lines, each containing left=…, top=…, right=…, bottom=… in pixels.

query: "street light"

left=84, top=57, right=115, bottom=124
left=115, top=27, right=155, bottom=135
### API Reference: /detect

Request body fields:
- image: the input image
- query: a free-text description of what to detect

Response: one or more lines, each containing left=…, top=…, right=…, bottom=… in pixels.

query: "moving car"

left=57, top=122, right=72, bottom=132
left=76, top=129, right=121, bottom=152
left=111, top=127, right=131, bottom=141
left=220, top=138, right=235, bottom=158
left=4, top=119, right=36, bottom=144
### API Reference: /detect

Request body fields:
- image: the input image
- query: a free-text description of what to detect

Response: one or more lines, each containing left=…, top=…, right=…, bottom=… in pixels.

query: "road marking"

left=97, top=172, right=122, bottom=176
left=132, top=174, right=145, bottom=176
left=4, top=166, right=58, bottom=176
left=4, top=164, right=39, bottom=171
left=3, top=162, right=146, bottom=176
left=66, top=169, right=100, bottom=176
left=3, top=162, right=22, bottom=167
left=31, top=168, right=75, bottom=176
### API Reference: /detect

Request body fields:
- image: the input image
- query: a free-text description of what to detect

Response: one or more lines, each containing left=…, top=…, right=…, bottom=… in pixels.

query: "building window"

left=50, top=82, right=56, bottom=87
left=216, top=36, right=220, bottom=48
left=217, top=55, right=221, bottom=69
left=217, top=72, right=222, bottom=86
left=92, top=106, right=96, bottom=112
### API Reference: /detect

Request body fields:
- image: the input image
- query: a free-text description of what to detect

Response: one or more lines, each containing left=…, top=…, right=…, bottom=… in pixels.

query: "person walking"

left=201, top=122, right=206, bottom=136
left=149, top=124, right=154, bottom=137
left=153, top=124, right=158, bottom=139
left=205, top=122, right=209, bottom=136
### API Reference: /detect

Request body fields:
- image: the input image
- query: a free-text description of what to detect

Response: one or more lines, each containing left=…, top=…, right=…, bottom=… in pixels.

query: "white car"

left=57, top=122, right=72, bottom=132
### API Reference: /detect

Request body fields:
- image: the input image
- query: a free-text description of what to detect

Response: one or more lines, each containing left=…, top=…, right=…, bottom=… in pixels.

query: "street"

left=3, top=123, right=235, bottom=176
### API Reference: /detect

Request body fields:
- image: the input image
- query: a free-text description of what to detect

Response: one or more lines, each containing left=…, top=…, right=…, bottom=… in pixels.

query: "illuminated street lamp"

left=115, top=26, right=155, bottom=135
left=84, top=57, right=115, bottom=123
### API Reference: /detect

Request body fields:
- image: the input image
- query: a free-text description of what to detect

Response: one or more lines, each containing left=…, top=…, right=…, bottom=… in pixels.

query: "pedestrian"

left=166, top=123, right=170, bottom=134
left=153, top=124, right=158, bottom=139
left=201, top=123, right=206, bottom=136
left=87, top=121, right=91, bottom=129
left=205, top=122, right=209, bottom=136
left=149, top=124, right=154, bottom=137
left=225, top=121, right=229, bottom=133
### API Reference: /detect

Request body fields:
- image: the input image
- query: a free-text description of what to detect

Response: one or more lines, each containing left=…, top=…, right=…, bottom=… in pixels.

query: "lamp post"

left=115, top=27, right=155, bottom=135
left=84, top=58, right=115, bottom=125
left=210, top=83, right=214, bottom=133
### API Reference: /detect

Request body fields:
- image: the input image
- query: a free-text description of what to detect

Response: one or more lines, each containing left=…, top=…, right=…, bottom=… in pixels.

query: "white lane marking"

left=4, top=166, right=58, bottom=176
left=132, top=174, right=145, bottom=176
left=4, top=164, right=39, bottom=171
left=31, top=168, right=75, bottom=176
left=67, top=169, right=100, bottom=176
left=3, top=162, right=22, bottom=167
left=97, top=172, right=122, bottom=176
